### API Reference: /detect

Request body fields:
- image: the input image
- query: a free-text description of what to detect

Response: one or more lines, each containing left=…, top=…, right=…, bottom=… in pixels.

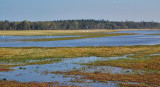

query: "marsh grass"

left=85, top=45, right=160, bottom=72
left=0, top=30, right=115, bottom=36
left=25, top=58, right=61, bottom=65
left=0, top=30, right=134, bottom=41
left=1, top=29, right=158, bottom=36
left=0, top=45, right=160, bottom=73
left=1, top=45, right=160, bottom=71
left=51, top=70, right=160, bottom=86
left=0, top=45, right=160, bottom=86
left=146, top=33, right=160, bottom=35
left=0, top=67, right=13, bottom=72
left=0, top=58, right=61, bottom=71
left=20, top=32, right=133, bottom=42
left=1, top=46, right=156, bottom=62
left=87, top=56, right=160, bottom=72
left=0, top=81, right=58, bottom=87
left=0, top=45, right=154, bottom=71
left=119, top=83, right=152, bottom=87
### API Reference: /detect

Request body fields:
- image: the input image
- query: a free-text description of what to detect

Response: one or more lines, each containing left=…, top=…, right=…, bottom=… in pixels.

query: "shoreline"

left=0, top=29, right=159, bottom=36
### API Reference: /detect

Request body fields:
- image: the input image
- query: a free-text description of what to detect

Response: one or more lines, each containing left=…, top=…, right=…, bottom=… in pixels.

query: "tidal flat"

left=0, top=30, right=160, bottom=87
left=0, top=45, right=160, bottom=87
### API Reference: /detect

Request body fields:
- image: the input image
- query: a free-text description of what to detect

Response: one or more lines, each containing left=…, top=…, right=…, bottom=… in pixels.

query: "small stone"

left=3, top=78, right=6, bottom=81
left=19, top=67, right=23, bottom=69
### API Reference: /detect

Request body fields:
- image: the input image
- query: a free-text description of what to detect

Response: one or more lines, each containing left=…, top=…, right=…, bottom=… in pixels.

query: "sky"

left=0, top=0, right=160, bottom=22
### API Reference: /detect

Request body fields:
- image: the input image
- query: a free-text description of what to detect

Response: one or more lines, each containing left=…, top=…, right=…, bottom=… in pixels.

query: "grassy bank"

left=1, top=45, right=159, bottom=62
left=0, top=30, right=135, bottom=42
left=21, top=32, right=132, bottom=42
left=0, top=29, right=159, bottom=36
left=0, top=30, right=115, bottom=36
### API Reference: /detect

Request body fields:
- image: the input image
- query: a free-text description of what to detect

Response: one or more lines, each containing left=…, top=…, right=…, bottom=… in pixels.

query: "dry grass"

left=119, top=83, right=152, bottom=87
left=0, top=80, right=80, bottom=87
left=0, top=81, right=69, bottom=87
left=0, top=30, right=115, bottom=36
left=0, top=67, right=13, bottom=72
left=0, top=29, right=159, bottom=36
left=0, top=30, right=134, bottom=42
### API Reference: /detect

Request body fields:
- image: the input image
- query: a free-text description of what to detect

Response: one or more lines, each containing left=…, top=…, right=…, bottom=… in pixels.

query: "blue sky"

left=0, top=0, right=160, bottom=22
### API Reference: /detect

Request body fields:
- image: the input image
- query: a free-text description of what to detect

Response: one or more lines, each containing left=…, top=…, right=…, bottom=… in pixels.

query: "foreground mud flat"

left=0, top=56, right=137, bottom=86
left=0, top=46, right=160, bottom=87
left=0, top=45, right=160, bottom=86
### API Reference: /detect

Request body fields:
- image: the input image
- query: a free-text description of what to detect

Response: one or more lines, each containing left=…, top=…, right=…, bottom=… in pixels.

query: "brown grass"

left=0, top=45, right=160, bottom=66
left=87, top=56, right=160, bottom=71
left=51, top=70, right=160, bottom=86
left=0, top=30, right=115, bottom=36
left=119, top=83, right=152, bottom=87
left=0, top=45, right=157, bottom=61
left=0, top=81, right=75, bottom=87
left=0, top=68, right=13, bottom=72
left=0, top=29, right=159, bottom=36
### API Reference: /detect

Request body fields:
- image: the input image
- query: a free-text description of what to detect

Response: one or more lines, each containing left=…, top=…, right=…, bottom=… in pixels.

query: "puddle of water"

left=0, top=55, right=144, bottom=86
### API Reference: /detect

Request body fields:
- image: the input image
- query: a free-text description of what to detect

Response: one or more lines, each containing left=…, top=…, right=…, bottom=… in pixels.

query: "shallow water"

left=0, top=56, right=141, bottom=86
left=1, top=34, right=160, bottom=47
left=116, top=30, right=160, bottom=34
left=0, top=35, right=78, bottom=42
left=1, top=30, right=160, bottom=47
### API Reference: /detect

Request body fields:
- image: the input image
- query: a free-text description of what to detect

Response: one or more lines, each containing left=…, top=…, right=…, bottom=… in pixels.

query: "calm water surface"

left=0, top=30, right=160, bottom=47
left=0, top=34, right=160, bottom=47
left=116, top=30, right=160, bottom=34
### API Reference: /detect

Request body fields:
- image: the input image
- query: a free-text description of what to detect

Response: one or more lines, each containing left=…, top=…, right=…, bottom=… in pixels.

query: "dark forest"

left=0, top=20, right=160, bottom=30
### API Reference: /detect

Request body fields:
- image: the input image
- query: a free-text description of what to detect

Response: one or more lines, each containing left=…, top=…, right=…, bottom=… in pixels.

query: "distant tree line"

left=0, top=19, right=160, bottom=30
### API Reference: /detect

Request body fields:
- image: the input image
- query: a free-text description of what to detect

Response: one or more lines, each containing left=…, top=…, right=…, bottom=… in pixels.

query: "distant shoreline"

left=0, top=29, right=159, bottom=36
left=0, top=29, right=160, bottom=31
left=114, top=29, right=160, bottom=31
